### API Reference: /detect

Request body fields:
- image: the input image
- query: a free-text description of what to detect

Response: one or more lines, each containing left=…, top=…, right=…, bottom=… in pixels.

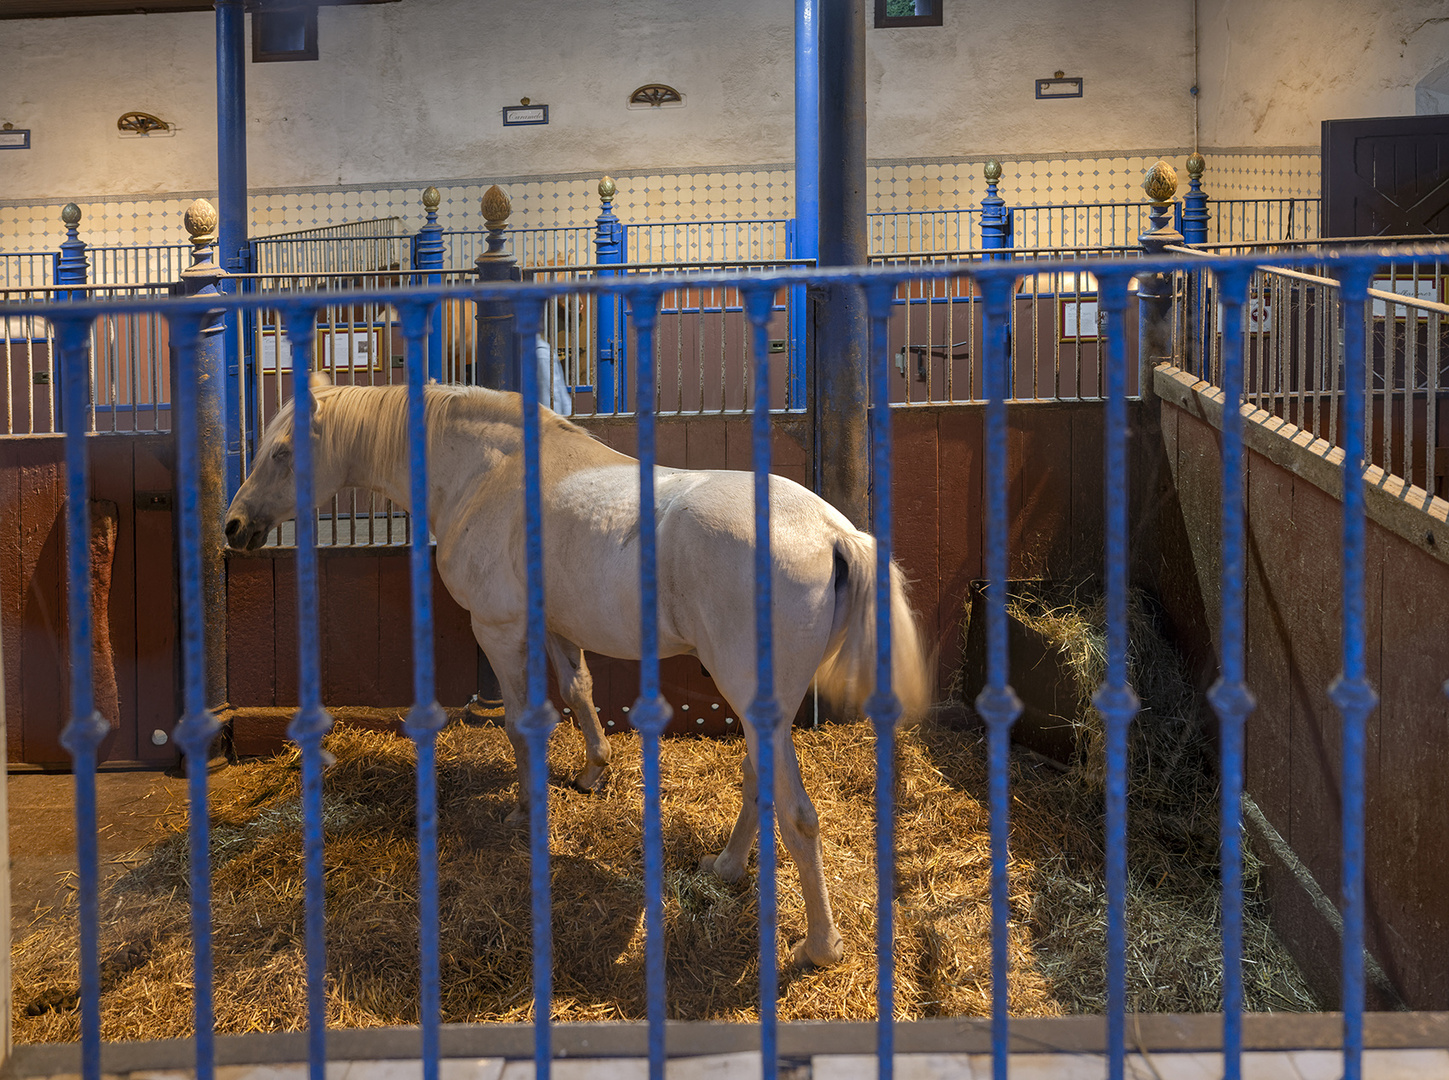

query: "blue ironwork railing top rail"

left=10, top=244, right=1449, bottom=322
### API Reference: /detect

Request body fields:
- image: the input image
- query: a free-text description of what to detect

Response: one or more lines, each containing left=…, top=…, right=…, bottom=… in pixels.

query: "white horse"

left=224, top=376, right=931, bottom=967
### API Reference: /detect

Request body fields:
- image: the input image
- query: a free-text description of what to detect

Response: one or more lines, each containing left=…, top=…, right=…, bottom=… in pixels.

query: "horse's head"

left=225, top=372, right=347, bottom=550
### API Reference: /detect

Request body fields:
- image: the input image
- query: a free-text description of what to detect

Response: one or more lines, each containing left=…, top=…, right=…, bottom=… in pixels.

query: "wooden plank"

left=322, top=554, right=381, bottom=704
left=0, top=439, right=26, bottom=765
left=724, top=417, right=752, bottom=472
left=226, top=555, right=276, bottom=706
left=771, top=421, right=811, bottom=490
left=655, top=417, right=687, bottom=469
left=90, top=436, right=136, bottom=759
left=936, top=408, right=983, bottom=696
left=19, top=442, right=66, bottom=765
left=1008, top=405, right=1074, bottom=579
left=375, top=554, right=413, bottom=705
left=890, top=409, right=940, bottom=698
left=1243, top=449, right=1293, bottom=834
left=685, top=416, right=728, bottom=471
left=1070, top=406, right=1105, bottom=579
left=132, top=436, right=177, bottom=764
left=1369, top=526, right=1449, bottom=1008
left=272, top=556, right=299, bottom=707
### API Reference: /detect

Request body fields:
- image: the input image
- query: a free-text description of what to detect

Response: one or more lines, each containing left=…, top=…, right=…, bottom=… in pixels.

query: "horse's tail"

left=814, top=530, right=934, bottom=725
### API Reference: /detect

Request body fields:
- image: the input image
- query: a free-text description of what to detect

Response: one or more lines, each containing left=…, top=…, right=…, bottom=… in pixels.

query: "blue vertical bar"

left=54, top=314, right=108, bottom=1080
left=216, top=0, right=248, bottom=495
left=281, top=306, right=334, bottom=1080
left=594, top=184, right=623, bottom=413
left=1094, top=272, right=1141, bottom=1080
left=971, top=273, right=1022, bottom=1080
left=1329, top=262, right=1375, bottom=1080
left=516, top=297, right=560, bottom=1080
left=170, top=312, right=225, bottom=1080
left=862, top=281, right=902, bottom=1080
left=627, top=285, right=672, bottom=1080
left=413, top=191, right=446, bottom=382
left=792, top=0, right=819, bottom=412
left=743, top=284, right=782, bottom=1080
left=400, top=302, right=447, bottom=1080
left=1206, top=266, right=1255, bottom=1080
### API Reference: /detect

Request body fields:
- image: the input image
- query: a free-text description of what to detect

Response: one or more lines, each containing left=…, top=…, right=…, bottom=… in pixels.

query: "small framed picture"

left=503, top=104, right=549, bottom=126
left=316, top=327, right=381, bottom=371
left=1371, top=275, right=1439, bottom=319
left=259, top=330, right=293, bottom=372
left=0, top=128, right=31, bottom=150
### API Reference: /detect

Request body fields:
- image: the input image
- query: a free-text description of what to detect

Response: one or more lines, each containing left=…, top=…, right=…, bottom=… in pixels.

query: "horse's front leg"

left=474, top=621, right=535, bottom=824
left=544, top=634, right=611, bottom=793
left=700, top=751, right=759, bottom=882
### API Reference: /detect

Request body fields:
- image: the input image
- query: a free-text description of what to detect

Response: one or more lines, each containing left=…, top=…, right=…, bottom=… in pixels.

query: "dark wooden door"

left=1323, top=115, right=1449, bottom=238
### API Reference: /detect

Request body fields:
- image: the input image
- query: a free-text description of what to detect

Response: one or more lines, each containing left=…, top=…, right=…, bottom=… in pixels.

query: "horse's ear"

left=310, top=371, right=332, bottom=392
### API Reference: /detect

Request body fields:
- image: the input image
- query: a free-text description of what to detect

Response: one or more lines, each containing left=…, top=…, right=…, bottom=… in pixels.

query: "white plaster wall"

left=1196, top=0, right=1449, bottom=148
left=1, top=0, right=1196, bottom=205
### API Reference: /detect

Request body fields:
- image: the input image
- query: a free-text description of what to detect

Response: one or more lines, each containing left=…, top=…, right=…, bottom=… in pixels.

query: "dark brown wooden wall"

left=1159, top=401, right=1449, bottom=1011
left=0, top=434, right=177, bottom=766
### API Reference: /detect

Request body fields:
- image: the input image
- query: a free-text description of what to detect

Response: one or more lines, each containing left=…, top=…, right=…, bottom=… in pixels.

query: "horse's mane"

left=300, top=381, right=590, bottom=479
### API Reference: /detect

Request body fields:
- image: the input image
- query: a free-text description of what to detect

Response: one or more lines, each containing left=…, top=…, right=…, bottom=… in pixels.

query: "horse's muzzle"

left=225, top=513, right=270, bottom=551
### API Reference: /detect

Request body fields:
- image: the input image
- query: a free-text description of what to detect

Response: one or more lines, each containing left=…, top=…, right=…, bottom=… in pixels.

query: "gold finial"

left=422, top=185, right=440, bottom=211
left=184, top=198, right=219, bottom=247
left=599, top=175, right=617, bottom=201
left=520, top=97, right=530, bottom=107
left=61, top=203, right=82, bottom=227
left=1142, top=160, right=1179, bottom=204
left=481, top=184, right=511, bottom=227
left=1186, top=152, right=1205, bottom=181
left=983, top=159, right=1002, bottom=183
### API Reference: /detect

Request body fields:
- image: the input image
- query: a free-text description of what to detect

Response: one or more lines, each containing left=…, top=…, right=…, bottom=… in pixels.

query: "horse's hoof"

left=699, top=853, right=746, bottom=884
left=571, top=765, right=609, bottom=794
left=789, top=933, right=846, bottom=968
left=504, top=805, right=529, bottom=826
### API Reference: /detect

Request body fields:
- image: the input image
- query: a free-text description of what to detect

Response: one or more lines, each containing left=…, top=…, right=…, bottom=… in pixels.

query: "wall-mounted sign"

left=503, top=104, right=549, bottom=126
left=1036, top=75, right=1083, bottom=99
left=0, top=128, right=31, bottom=149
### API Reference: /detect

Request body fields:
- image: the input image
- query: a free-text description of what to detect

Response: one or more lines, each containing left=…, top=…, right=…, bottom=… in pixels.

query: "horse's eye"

left=272, top=445, right=293, bottom=464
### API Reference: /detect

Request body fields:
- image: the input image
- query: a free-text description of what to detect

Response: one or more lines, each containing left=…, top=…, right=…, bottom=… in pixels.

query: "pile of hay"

left=12, top=595, right=1315, bottom=1040
left=999, top=581, right=1318, bottom=1014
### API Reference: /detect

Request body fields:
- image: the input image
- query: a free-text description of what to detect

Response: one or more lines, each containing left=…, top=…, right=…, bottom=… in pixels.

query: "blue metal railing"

left=9, top=242, right=1442, bottom=1080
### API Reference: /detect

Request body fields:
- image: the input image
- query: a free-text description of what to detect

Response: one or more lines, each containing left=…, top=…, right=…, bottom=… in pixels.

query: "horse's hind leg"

left=699, top=751, right=758, bottom=882
left=544, top=633, right=611, bottom=793
left=774, top=730, right=844, bottom=967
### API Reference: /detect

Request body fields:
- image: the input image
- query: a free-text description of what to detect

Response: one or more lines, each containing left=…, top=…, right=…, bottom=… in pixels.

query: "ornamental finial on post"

left=57, top=203, right=89, bottom=287
left=1182, top=153, right=1209, bottom=245
left=422, top=185, right=440, bottom=213
left=1142, top=160, right=1179, bottom=206
left=481, top=185, right=512, bottom=259
left=1139, top=161, right=1183, bottom=253
left=185, top=198, right=219, bottom=251
left=983, top=158, right=1002, bottom=184
left=62, top=202, right=82, bottom=229
left=599, top=175, right=617, bottom=203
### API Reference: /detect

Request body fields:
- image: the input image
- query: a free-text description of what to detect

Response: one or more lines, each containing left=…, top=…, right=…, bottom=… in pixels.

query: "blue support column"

left=594, top=178, right=624, bottom=413
left=174, top=200, right=231, bottom=714
left=475, top=185, right=519, bottom=391
left=816, top=0, right=868, bottom=525
left=980, top=160, right=1009, bottom=258
left=216, top=0, right=248, bottom=496
left=1181, top=152, right=1210, bottom=246
left=414, top=186, right=446, bottom=381
left=790, top=0, right=819, bottom=411
left=53, top=203, right=88, bottom=433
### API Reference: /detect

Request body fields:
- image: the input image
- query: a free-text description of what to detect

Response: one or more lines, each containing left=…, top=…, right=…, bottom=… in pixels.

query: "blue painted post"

left=414, top=187, right=446, bottom=382
left=817, top=0, right=868, bottom=525
left=1329, top=264, right=1376, bottom=1080
left=169, top=201, right=230, bottom=1080
left=980, top=160, right=1009, bottom=258
left=973, top=271, right=1023, bottom=1080
left=594, top=177, right=624, bottom=413
left=516, top=297, right=561, bottom=1079
left=54, top=309, right=107, bottom=1080
left=1138, top=162, right=1184, bottom=381
left=626, top=285, right=672, bottom=1080
left=398, top=300, right=447, bottom=1080
left=862, top=280, right=903, bottom=1080
left=216, top=0, right=248, bottom=498
left=1206, top=265, right=1255, bottom=1080
left=743, top=283, right=783, bottom=1080
left=1096, top=270, right=1142, bottom=1080
left=1181, top=153, right=1210, bottom=246
left=475, top=185, right=519, bottom=391
left=790, top=0, right=819, bottom=411
left=53, top=203, right=88, bottom=433
left=280, top=304, right=335, bottom=1080
left=174, top=200, right=231, bottom=715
